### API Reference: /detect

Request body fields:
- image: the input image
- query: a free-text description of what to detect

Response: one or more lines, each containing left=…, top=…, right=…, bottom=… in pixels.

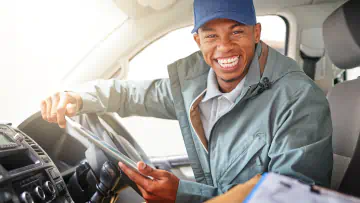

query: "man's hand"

left=119, top=161, right=179, bottom=203
left=40, top=92, right=83, bottom=128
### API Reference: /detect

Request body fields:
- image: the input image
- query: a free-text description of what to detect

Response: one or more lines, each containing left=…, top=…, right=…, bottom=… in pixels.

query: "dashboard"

left=0, top=124, right=73, bottom=203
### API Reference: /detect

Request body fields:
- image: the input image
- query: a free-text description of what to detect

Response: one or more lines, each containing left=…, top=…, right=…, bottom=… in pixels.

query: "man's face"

left=194, top=19, right=261, bottom=83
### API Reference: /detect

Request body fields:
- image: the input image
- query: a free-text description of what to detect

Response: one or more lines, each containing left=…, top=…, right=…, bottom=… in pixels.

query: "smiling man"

left=195, top=18, right=259, bottom=93
left=41, top=0, right=333, bottom=202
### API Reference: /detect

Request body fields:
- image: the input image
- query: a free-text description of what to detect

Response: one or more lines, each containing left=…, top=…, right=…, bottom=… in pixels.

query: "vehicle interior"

left=1, top=0, right=359, bottom=202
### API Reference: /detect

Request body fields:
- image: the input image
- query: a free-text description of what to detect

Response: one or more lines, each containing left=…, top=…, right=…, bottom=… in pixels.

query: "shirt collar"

left=201, top=69, right=246, bottom=104
left=223, top=76, right=246, bottom=103
left=202, top=69, right=222, bottom=102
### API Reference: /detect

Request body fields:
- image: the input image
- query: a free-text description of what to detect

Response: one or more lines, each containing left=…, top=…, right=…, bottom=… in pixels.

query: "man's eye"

left=233, top=30, right=244, bottom=35
left=206, top=34, right=217, bottom=38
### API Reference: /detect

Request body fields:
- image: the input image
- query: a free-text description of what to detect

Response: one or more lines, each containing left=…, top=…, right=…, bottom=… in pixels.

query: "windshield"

left=0, top=0, right=127, bottom=125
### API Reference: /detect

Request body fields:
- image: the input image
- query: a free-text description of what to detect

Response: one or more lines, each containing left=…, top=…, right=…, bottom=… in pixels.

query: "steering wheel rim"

left=98, top=113, right=153, bottom=167
left=64, top=113, right=149, bottom=198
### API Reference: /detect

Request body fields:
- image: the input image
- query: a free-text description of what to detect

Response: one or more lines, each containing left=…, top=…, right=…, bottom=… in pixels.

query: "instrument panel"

left=0, top=124, right=73, bottom=203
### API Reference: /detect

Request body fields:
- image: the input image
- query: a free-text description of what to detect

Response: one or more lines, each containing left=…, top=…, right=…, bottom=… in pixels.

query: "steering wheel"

left=64, top=113, right=152, bottom=200
left=19, top=111, right=151, bottom=202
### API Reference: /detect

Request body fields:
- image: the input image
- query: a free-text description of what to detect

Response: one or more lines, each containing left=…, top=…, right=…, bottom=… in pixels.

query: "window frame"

left=279, top=15, right=290, bottom=56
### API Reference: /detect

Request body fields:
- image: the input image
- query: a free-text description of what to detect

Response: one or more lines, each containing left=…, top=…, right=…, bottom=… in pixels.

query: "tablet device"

left=65, top=116, right=152, bottom=179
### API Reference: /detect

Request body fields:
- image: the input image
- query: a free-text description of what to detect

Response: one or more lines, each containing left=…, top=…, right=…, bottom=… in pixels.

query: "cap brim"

left=191, top=11, right=256, bottom=33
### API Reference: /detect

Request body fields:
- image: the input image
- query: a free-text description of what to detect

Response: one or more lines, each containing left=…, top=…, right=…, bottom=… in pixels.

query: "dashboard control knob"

left=43, top=181, right=56, bottom=196
left=34, top=186, right=46, bottom=201
left=20, top=192, right=34, bottom=203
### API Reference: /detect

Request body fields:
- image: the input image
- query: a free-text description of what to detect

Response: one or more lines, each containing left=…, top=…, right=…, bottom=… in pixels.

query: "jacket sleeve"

left=72, top=78, right=177, bottom=119
left=268, top=84, right=333, bottom=187
left=176, top=180, right=223, bottom=203
left=176, top=174, right=262, bottom=203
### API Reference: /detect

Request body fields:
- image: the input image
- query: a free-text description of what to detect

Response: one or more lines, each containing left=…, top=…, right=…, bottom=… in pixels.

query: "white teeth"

left=218, top=56, right=239, bottom=64
left=218, top=56, right=239, bottom=68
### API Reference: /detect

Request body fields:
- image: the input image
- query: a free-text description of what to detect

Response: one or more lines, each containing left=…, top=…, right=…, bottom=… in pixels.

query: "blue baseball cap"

left=192, top=0, right=257, bottom=33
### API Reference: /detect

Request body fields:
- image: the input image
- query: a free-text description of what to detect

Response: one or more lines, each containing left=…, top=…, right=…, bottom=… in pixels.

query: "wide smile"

left=215, top=56, right=240, bottom=71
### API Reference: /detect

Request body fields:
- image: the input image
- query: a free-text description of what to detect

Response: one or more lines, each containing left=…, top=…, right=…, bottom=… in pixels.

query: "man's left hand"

left=119, top=161, right=179, bottom=202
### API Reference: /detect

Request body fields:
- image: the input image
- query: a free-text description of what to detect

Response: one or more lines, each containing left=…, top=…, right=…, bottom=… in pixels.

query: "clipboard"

left=243, top=173, right=360, bottom=203
left=65, top=116, right=152, bottom=180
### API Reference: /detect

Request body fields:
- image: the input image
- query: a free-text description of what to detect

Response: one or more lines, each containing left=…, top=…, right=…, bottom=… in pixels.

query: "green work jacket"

left=78, top=43, right=333, bottom=203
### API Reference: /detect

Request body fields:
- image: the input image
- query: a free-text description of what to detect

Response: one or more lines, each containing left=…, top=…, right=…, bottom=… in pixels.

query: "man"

left=41, top=0, right=333, bottom=202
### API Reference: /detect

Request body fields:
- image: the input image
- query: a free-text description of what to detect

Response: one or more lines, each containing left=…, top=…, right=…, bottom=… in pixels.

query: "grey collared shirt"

left=199, top=69, right=246, bottom=141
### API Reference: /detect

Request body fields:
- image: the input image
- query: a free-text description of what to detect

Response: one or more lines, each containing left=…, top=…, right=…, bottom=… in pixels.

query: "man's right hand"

left=40, top=92, right=83, bottom=128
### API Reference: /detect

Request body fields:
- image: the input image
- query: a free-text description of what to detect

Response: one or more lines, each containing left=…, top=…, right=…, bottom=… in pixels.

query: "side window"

left=127, top=26, right=200, bottom=80
left=347, top=68, right=360, bottom=81
left=123, top=16, right=288, bottom=158
left=257, top=15, right=288, bottom=55
left=123, top=26, right=198, bottom=157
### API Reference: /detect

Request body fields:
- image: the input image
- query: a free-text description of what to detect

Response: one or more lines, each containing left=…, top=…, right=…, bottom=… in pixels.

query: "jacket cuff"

left=77, top=92, right=105, bottom=115
left=176, top=180, right=216, bottom=203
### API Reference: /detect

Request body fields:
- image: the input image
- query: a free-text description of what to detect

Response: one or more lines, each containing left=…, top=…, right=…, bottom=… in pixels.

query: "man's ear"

left=254, top=23, right=262, bottom=44
left=193, top=33, right=201, bottom=48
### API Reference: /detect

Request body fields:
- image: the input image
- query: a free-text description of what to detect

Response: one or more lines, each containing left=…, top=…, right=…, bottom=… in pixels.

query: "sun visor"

left=300, top=28, right=325, bottom=58
left=323, top=0, right=360, bottom=69
left=113, top=0, right=177, bottom=19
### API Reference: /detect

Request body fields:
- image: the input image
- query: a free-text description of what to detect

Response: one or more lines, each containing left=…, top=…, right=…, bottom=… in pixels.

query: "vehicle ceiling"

left=114, top=0, right=343, bottom=19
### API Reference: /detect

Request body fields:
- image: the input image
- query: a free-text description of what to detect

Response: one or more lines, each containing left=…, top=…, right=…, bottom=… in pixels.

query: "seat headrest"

left=323, top=0, right=360, bottom=69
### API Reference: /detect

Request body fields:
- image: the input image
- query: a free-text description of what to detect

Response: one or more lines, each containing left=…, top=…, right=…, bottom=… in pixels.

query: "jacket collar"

left=245, top=42, right=302, bottom=87
left=169, top=41, right=304, bottom=107
left=202, top=69, right=222, bottom=102
left=243, top=42, right=263, bottom=88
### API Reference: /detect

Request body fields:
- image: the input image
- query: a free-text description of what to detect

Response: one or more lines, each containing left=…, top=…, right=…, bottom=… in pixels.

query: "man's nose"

left=216, top=37, right=233, bottom=53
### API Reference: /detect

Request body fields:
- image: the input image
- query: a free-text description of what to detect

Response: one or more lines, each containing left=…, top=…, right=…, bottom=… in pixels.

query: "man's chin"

left=219, top=76, right=243, bottom=83
left=216, top=70, right=246, bottom=83
left=214, top=63, right=249, bottom=84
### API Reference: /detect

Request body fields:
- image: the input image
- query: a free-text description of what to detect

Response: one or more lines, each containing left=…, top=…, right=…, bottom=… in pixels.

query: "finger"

left=50, top=93, right=60, bottom=123
left=136, top=184, right=161, bottom=201
left=137, top=162, right=168, bottom=180
left=45, top=97, right=53, bottom=122
left=63, top=92, right=78, bottom=116
left=119, top=162, right=155, bottom=191
left=40, top=100, right=47, bottom=120
left=57, top=92, right=75, bottom=128
left=65, top=103, right=77, bottom=116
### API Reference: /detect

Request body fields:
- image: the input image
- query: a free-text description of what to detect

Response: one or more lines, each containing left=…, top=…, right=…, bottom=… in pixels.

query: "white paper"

left=246, top=173, right=360, bottom=203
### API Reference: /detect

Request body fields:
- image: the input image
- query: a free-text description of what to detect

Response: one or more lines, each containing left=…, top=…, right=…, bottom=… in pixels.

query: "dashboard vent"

left=24, top=136, right=45, bottom=156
